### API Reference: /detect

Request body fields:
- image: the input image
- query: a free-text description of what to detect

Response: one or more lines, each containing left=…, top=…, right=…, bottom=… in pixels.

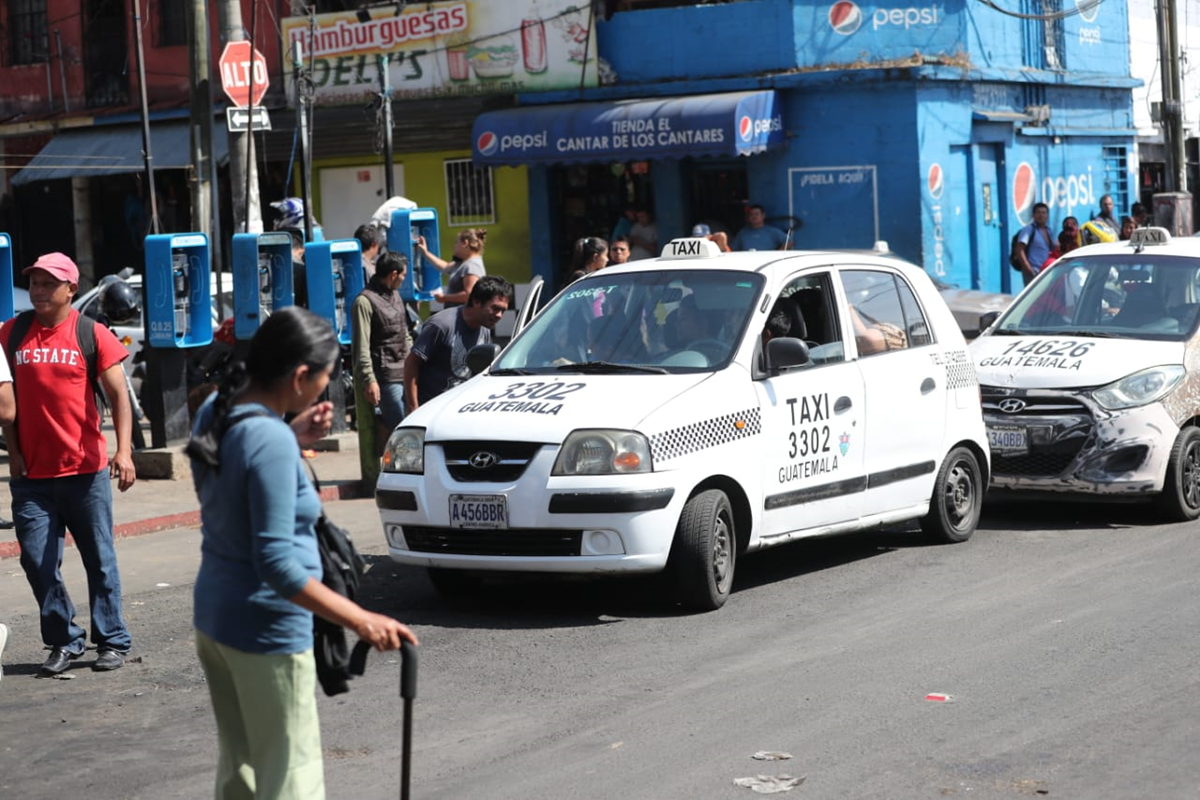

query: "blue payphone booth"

left=305, top=239, right=364, bottom=346
left=0, top=233, right=13, bottom=321
left=144, top=233, right=213, bottom=348
left=231, top=231, right=294, bottom=340
left=386, top=207, right=441, bottom=302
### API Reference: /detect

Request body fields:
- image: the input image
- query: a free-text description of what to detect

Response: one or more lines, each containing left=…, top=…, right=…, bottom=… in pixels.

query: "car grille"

left=981, top=385, right=1093, bottom=478
left=403, top=526, right=582, bottom=557
left=439, top=441, right=544, bottom=483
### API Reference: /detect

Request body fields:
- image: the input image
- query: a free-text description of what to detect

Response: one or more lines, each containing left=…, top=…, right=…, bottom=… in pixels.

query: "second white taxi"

left=377, top=239, right=990, bottom=610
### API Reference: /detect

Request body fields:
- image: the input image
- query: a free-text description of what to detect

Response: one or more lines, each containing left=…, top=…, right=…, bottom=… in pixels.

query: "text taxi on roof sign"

left=376, top=237, right=990, bottom=611
left=971, top=226, right=1200, bottom=520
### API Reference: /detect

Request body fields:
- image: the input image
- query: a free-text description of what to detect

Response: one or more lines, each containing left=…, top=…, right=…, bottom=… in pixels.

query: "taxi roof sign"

left=1129, top=227, right=1171, bottom=246
left=661, top=237, right=723, bottom=259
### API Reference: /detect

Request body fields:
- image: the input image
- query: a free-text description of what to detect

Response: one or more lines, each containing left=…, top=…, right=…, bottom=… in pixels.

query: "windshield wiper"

left=554, top=361, right=667, bottom=374
left=1054, top=329, right=1120, bottom=339
left=488, top=367, right=535, bottom=375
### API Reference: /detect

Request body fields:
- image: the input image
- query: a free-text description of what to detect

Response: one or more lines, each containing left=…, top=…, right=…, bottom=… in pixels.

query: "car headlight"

left=381, top=427, right=425, bottom=473
left=1091, top=365, right=1185, bottom=410
left=553, top=429, right=653, bottom=475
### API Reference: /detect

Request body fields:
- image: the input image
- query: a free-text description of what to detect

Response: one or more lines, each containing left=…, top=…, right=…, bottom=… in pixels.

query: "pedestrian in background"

left=1013, top=202, right=1054, bottom=285
left=732, top=204, right=789, bottom=251
left=0, top=253, right=136, bottom=677
left=607, top=236, right=631, bottom=266
left=354, top=224, right=381, bottom=282
left=417, top=228, right=487, bottom=308
left=566, top=236, right=609, bottom=285
left=188, top=306, right=417, bottom=799
left=628, top=208, right=659, bottom=260
left=351, top=251, right=411, bottom=432
left=404, top=276, right=512, bottom=412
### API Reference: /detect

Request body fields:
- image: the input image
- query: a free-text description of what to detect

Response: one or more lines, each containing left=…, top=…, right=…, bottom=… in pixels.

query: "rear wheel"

left=673, top=490, right=736, bottom=611
left=1156, top=426, right=1200, bottom=522
left=921, top=447, right=983, bottom=544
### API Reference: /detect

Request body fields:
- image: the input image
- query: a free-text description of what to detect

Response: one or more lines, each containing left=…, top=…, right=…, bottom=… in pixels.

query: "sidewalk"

left=0, top=424, right=371, bottom=560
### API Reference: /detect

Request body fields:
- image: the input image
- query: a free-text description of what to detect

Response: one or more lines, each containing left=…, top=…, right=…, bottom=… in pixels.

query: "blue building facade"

left=472, top=0, right=1137, bottom=294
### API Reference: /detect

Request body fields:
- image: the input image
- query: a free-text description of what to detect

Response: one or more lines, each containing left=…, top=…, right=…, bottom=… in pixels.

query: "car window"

left=775, top=272, right=845, bottom=365
left=839, top=269, right=916, bottom=356
left=996, top=255, right=1200, bottom=340
left=495, top=269, right=766, bottom=374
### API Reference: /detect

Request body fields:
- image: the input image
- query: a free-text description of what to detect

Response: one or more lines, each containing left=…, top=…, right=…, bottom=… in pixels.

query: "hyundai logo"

left=468, top=451, right=500, bottom=469
left=998, top=398, right=1027, bottom=414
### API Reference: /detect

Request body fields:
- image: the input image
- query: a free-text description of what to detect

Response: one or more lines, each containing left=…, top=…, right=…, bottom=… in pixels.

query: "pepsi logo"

left=927, top=163, right=944, bottom=199
left=829, top=1, right=863, bottom=35
left=1012, top=161, right=1036, bottom=223
left=1075, top=0, right=1099, bottom=23
left=738, top=116, right=753, bottom=141
left=476, top=131, right=498, bottom=157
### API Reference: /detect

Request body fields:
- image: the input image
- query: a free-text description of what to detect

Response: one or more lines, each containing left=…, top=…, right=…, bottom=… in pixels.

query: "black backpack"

left=5, top=310, right=104, bottom=407
left=1008, top=231, right=1023, bottom=271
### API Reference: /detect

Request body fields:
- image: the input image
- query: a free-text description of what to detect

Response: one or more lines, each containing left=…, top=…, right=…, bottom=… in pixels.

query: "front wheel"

left=1156, top=426, right=1200, bottom=522
left=672, top=490, right=736, bottom=611
left=921, top=447, right=983, bottom=544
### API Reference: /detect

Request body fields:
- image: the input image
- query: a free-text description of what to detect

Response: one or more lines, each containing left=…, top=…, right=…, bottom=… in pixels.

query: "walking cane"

left=400, top=639, right=418, bottom=800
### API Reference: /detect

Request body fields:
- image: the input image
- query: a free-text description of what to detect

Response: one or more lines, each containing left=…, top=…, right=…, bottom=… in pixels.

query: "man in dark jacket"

left=351, top=251, right=410, bottom=431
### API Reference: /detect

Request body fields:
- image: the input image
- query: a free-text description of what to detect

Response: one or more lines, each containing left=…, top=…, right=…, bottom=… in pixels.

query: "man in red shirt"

left=0, top=253, right=137, bottom=676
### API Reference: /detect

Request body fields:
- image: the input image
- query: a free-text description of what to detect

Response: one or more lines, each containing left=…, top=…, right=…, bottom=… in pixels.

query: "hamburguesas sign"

left=282, top=0, right=598, bottom=106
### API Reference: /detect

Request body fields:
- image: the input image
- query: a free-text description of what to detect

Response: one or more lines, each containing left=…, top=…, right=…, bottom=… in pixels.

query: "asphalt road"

left=0, top=496, right=1197, bottom=799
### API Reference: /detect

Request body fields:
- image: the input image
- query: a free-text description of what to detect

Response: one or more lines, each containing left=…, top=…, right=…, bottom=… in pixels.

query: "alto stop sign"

left=218, top=41, right=268, bottom=107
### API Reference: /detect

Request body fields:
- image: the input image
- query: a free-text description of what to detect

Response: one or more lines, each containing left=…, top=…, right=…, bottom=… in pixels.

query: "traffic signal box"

left=304, top=239, right=364, bottom=347
left=232, top=232, right=295, bottom=341
left=387, top=208, right=441, bottom=302
left=0, top=233, right=13, bottom=322
left=144, top=233, right=213, bottom=348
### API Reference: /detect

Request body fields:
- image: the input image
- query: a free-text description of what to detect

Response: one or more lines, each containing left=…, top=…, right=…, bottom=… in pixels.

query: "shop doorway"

left=550, top=162, right=653, bottom=283
left=685, top=159, right=748, bottom=236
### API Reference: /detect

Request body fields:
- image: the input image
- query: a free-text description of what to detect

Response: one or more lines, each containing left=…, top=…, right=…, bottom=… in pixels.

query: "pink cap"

left=24, top=252, right=80, bottom=283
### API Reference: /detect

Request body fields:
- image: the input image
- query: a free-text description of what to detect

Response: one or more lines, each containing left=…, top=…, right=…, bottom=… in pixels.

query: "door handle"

left=920, top=377, right=937, bottom=394
left=834, top=395, right=852, bottom=413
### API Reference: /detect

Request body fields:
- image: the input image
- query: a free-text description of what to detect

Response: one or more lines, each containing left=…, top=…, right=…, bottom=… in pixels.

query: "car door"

left=838, top=267, right=946, bottom=514
left=755, top=270, right=868, bottom=538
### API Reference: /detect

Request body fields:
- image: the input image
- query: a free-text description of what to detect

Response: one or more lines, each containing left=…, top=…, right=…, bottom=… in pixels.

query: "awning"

left=12, top=121, right=229, bottom=185
left=471, top=90, right=784, bottom=166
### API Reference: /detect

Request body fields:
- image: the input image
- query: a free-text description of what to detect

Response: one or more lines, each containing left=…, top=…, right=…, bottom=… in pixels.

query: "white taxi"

left=376, top=239, right=989, bottom=610
left=972, top=227, right=1200, bottom=519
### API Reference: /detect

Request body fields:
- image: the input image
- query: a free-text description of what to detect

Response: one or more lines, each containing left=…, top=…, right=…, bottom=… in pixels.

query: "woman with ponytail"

left=416, top=227, right=487, bottom=308
left=187, top=306, right=417, bottom=799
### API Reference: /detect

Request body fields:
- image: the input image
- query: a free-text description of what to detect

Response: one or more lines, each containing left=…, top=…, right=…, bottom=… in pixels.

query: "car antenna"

left=784, top=225, right=794, bottom=250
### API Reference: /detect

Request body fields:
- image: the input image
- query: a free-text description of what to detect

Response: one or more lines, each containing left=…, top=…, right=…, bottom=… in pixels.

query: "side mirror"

left=977, top=310, right=1000, bottom=334
left=765, top=337, right=811, bottom=372
left=466, top=342, right=501, bottom=376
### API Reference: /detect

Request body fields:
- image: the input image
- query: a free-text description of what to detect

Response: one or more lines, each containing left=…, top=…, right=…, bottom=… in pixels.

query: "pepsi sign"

left=829, top=1, right=863, bottom=35
left=1011, top=161, right=1097, bottom=224
left=927, top=163, right=944, bottom=200
left=476, top=131, right=499, bottom=157
left=738, top=115, right=783, bottom=142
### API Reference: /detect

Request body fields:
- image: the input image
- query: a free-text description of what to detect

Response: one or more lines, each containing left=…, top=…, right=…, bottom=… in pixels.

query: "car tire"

left=672, top=489, right=736, bottom=611
left=1156, top=426, right=1200, bottom=522
left=426, top=567, right=482, bottom=597
left=920, top=446, right=983, bottom=544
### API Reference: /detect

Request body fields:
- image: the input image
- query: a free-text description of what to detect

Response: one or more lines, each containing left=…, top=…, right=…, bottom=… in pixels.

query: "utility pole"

left=131, top=0, right=160, bottom=234
left=379, top=53, right=395, bottom=199
left=221, top=0, right=263, bottom=233
left=186, top=0, right=213, bottom=236
left=1157, top=0, right=1185, bottom=194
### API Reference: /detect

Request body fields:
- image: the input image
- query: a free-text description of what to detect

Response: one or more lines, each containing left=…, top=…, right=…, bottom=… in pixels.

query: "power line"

left=976, top=0, right=1103, bottom=21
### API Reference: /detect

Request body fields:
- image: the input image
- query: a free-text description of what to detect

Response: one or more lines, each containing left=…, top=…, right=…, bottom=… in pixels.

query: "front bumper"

left=375, top=444, right=683, bottom=574
left=982, top=386, right=1177, bottom=496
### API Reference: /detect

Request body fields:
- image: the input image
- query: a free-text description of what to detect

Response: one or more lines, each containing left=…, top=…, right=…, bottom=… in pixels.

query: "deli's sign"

left=282, top=0, right=597, bottom=106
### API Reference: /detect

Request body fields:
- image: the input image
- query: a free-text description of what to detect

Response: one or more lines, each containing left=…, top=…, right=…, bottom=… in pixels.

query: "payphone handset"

left=0, top=232, right=14, bottom=322
left=144, top=233, right=213, bottom=348
left=231, top=231, right=293, bottom=341
left=303, top=239, right=363, bottom=347
left=387, top=207, right=440, bottom=303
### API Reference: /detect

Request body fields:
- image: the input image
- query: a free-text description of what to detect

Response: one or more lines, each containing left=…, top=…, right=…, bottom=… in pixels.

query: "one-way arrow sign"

left=226, top=106, right=272, bottom=132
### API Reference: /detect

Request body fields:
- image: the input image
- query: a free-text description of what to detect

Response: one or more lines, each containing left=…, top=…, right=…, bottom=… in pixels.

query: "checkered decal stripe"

left=943, top=349, right=978, bottom=389
left=650, top=409, right=761, bottom=463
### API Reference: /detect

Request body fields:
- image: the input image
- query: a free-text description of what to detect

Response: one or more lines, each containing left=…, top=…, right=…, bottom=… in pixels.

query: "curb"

left=0, top=481, right=367, bottom=561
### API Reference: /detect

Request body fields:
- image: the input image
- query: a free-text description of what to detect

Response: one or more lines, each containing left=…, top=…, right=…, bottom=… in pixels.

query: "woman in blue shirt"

left=189, top=307, right=417, bottom=799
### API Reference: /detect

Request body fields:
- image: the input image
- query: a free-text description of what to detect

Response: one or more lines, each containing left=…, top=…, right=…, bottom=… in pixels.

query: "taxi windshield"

left=494, top=269, right=766, bottom=374
left=994, top=255, right=1200, bottom=342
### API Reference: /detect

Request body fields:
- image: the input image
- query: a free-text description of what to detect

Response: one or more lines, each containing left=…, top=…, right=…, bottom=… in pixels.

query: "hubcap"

left=946, top=460, right=975, bottom=529
left=712, top=514, right=732, bottom=586
left=1182, top=441, right=1200, bottom=509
